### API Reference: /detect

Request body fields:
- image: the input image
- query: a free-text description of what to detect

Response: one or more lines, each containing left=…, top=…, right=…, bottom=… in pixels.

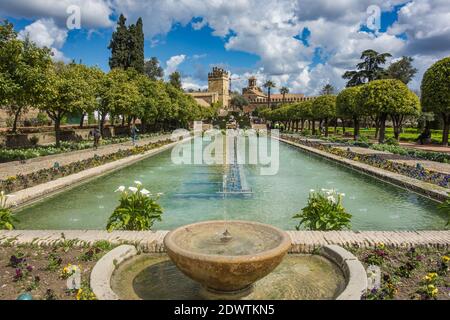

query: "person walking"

left=131, top=124, right=139, bottom=146
left=89, top=128, right=101, bottom=150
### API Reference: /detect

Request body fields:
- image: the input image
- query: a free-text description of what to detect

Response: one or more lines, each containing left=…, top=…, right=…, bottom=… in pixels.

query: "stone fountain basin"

left=163, top=220, right=292, bottom=293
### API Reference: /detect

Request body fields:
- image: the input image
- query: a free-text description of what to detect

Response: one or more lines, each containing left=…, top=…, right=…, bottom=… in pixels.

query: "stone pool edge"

left=1, top=230, right=448, bottom=250
left=277, top=137, right=449, bottom=202
left=90, top=244, right=366, bottom=300
left=9, top=138, right=191, bottom=210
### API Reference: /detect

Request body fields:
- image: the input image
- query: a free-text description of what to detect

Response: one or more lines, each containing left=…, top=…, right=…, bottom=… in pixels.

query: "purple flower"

left=26, top=265, right=33, bottom=272
left=14, top=268, right=23, bottom=281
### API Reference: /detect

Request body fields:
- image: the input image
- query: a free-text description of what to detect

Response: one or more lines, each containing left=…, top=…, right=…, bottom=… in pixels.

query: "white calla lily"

left=134, top=181, right=142, bottom=186
left=128, top=187, right=138, bottom=193
left=115, top=186, right=125, bottom=193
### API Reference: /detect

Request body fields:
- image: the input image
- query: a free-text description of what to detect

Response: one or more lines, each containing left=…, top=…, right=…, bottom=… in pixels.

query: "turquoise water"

left=16, top=138, right=447, bottom=230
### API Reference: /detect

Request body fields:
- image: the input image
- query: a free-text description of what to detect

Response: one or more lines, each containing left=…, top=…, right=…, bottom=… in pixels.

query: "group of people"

left=89, top=125, right=139, bottom=150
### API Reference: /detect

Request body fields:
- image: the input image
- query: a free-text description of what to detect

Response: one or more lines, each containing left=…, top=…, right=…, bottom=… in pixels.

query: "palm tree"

left=280, top=86, right=289, bottom=104
left=320, top=84, right=335, bottom=95
left=343, top=49, right=392, bottom=87
left=264, top=80, right=276, bottom=109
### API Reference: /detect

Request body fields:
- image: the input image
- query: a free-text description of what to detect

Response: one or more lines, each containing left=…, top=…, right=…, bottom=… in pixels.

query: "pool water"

left=16, top=137, right=447, bottom=230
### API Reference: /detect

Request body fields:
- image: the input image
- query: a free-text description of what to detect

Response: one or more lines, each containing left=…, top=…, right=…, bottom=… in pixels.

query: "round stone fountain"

left=163, top=220, right=291, bottom=296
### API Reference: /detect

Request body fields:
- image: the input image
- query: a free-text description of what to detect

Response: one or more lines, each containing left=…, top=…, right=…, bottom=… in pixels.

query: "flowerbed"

left=0, top=132, right=167, bottom=163
left=347, top=245, right=449, bottom=300
left=0, top=241, right=113, bottom=300
left=0, top=139, right=173, bottom=194
left=282, top=135, right=450, bottom=188
left=0, top=242, right=447, bottom=300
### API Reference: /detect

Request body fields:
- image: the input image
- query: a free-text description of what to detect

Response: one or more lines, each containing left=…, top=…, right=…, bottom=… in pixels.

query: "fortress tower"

left=208, top=67, right=230, bottom=108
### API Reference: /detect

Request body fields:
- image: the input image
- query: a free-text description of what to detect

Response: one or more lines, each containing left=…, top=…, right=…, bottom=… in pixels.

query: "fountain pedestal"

left=163, top=220, right=291, bottom=296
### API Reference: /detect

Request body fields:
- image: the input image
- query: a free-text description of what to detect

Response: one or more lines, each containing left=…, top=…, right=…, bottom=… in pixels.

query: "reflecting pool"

left=16, top=137, right=447, bottom=230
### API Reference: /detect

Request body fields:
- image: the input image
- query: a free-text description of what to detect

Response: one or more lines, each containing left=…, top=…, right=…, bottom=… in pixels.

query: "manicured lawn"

left=330, top=127, right=443, bottom=144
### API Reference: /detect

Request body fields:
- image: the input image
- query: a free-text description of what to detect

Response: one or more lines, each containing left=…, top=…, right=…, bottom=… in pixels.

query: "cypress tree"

left=108, top=14, right=129, bottom=70
left=129, top=18, right=145, bottom=73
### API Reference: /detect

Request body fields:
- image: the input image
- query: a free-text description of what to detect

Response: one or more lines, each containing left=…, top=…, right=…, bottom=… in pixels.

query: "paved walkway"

left=287, top=135, right=450, bottom=180
left=0, top=230, right=448, bottom=252
left=400, top=142, right=450, bottom=154
left=0, top=134, right=172, bottom=180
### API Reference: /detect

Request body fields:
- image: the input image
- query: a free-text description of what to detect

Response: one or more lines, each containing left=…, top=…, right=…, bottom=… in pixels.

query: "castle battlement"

left=208, top=67, right=229, bottom=79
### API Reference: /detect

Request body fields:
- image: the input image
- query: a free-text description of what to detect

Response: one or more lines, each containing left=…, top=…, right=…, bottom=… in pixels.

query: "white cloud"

left=0, top=0, right=113, bottom=29
left=3, top=0, right=450, bottom=95
left=18, top=18, right=70, bottom=62
left=165, top=54, right=186, bottom=76
left=182, top=76, right=208, bottom=91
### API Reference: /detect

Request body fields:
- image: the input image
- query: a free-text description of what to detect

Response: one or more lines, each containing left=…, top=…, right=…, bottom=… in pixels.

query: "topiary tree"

left=421, top=57, right=450, bottom=145
left=337, top=86, right=363, bottom=140
left=361, top=79, right=420, bottom=143
left=312, top=95, right=337, bottom=137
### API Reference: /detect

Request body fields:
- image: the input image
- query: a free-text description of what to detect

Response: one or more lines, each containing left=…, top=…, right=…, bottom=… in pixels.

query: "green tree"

left=263, top=80, right=276, bottom=109
left=231, top=95, right=249, bottom=111
left=73, top=64, right=104, bottom=129
left=103, top=68, right=142, bottom=127
left=144, top=57, right=164, bottom=80
left=312, top=95, right=337, bottom=137
left=386, top=56, right=418, bottom=84
left=336, top=86, right=363, bottom=140
left=0, top=21, right=53, bottom=133
left=128, top=18, right=145, bottom=73
left=108, top=14, right=129, bottom=70
left=39, top=63, right=86, bottom=147
left=169, top=71, right=182, bottom=90
left=361, top=79, right=421, bottom=143
left=421, top=57, right=450, bottom=145
left=343, top=49, right=392, bottom=87
left=280, top=86, right=289, bottom=103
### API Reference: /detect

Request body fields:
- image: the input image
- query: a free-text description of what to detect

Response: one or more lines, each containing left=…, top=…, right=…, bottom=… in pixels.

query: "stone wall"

left=0, top=108, right=41, bottom=127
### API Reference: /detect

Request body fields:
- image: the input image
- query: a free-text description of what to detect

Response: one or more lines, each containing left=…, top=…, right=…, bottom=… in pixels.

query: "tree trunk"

left=442, top=113, right=449, bottom=146
left=391, top=114, right=404, bottom=141
left=79, top=113, right=85, bottom=128
left=353, top=117, right=360, bottom=141
left=342, top=119, right=345, bottom=134
left=100, top=113, right=107, bottom=138
left=325, top=118, right=329, bottom=137
left=12, top=107, right=22, bottom=133
left=378, top=113, right=388, bottom=144
left=374, top=117, right=379, bottom=139
left=312, top=120, right=316, bottom=135
left=54, top=116, right=61, bottom=148
left=334, top=119, right=338, bottom=134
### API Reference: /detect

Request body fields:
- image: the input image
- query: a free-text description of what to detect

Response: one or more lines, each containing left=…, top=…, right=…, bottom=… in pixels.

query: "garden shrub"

left=0, top=191, right=17, bottom=230
left=293, top=189, right=352, bottom=231
left=107, top=182, right=164, bottom=231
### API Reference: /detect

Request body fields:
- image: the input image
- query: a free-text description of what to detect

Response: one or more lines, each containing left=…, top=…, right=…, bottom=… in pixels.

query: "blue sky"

left=1, top=1, right=449, bottom=95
